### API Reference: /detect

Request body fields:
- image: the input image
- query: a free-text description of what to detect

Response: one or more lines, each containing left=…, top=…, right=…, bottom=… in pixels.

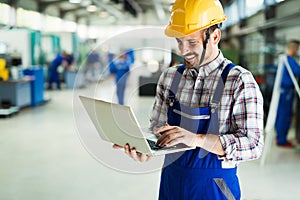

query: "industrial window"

left=245, top=0, right=264, bottom=17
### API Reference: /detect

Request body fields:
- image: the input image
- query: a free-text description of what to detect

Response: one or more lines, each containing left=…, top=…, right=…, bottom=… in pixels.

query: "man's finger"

left=129, top=148, right=139, bottom=161
left=113, top=144, right=123, bottom=149
left=124, top=144, right=130, bottom=154
left=140, top=154, right=151, bottom=162
left=156, top=130, right=179, bottom=146
left=165, top=136, right=183, bottom=147
left=154, top=125, right=176, bottom=135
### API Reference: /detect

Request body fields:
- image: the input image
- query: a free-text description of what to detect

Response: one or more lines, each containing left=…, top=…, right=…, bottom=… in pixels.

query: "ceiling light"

left=87, top=5, right=97, bottom=12
left=69, top=0, right=81, bottom=3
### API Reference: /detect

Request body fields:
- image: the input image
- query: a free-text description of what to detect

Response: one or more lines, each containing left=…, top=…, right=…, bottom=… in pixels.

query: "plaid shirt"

left=150, top=51, right=264, bottom=162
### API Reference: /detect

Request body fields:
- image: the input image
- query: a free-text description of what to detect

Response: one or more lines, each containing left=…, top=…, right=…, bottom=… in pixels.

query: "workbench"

left=0, top=78, right=32, bottom=108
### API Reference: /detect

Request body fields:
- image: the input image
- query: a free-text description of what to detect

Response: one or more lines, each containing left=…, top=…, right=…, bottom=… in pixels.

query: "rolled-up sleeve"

left=219, top=70, right=264, bottom=161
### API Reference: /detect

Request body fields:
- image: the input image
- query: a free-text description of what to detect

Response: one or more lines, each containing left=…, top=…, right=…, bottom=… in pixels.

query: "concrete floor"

left=1, top=67, right=300, bottom=200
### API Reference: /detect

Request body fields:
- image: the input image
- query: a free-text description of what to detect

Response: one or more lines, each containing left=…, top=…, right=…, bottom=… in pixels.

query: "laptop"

left=79, top=95, right=194, bottom=156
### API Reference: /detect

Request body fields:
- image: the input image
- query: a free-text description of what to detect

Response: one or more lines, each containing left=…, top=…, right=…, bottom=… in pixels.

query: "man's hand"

left=113, top=144, right=151, bottom=162
left=154, top=125, right=226, bottom=156
left=154, top=125, right=199, bottom=147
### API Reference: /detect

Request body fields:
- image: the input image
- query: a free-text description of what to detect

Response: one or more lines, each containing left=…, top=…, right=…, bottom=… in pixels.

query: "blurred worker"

left=114, top=0, right=264, bottom=199
left=48, top=51, right=74, bottom=90
left=110, top=52, right=132, bottom=105
left=85, top=50, right=101, bottom=82
left=275, top=39, right=300, bottom=147
left=126, top=48, right=135, bottom=64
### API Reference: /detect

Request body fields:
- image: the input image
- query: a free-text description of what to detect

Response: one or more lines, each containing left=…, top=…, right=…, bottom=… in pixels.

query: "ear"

left=210, top=29, right=221, bottom=45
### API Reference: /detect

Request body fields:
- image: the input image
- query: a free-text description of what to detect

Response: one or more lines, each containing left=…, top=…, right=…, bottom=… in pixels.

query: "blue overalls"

left=159, top=63, right=240, bottom=200
left=275, top=56, right=300, bottom=145
left=114, top=58, right=131, bottom=105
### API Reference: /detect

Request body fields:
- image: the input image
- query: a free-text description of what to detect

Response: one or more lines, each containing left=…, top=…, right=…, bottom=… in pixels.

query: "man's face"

left=288, top=43, right=300, bottom=57
left=293, top=45, right=299, bottom=57
left=176, top=30, right=206, bottom=68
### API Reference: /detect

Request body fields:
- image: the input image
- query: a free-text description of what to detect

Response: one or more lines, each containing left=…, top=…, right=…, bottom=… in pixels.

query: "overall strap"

left=209, top=63, right=235, bottom=135
left=169, top=64, right=185, bottom=102
left=212, top=63, right=235, bottom=103
left=168, top=63, right=235, bottom=104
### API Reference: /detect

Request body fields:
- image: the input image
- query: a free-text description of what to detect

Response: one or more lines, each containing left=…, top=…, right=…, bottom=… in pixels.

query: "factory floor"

left=1, top=66, right=300, bottom=200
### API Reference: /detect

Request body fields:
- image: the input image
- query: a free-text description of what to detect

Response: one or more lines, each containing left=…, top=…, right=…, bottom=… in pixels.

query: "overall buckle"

left=210, top=101, right=219, bottom=113
left=168, top=95, right=176, bottom=107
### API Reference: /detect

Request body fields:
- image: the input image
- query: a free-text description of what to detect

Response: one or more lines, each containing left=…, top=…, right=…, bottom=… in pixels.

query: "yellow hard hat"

left=165, top=0, right=227, bottom=38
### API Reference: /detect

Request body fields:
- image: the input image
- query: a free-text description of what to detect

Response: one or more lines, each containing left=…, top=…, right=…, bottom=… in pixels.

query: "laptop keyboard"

left=146, top=139, right=163, bottom=151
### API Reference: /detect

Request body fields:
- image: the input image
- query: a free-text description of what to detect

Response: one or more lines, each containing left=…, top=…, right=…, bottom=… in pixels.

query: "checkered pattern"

left=150, top=52, right=264, bottom=161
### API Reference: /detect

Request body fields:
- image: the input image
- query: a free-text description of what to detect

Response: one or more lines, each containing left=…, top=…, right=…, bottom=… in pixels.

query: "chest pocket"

left=167, top=63, right=235, bottom=134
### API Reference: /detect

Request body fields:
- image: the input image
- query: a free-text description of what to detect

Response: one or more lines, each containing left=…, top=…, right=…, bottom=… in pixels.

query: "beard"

left=183, top=52, right=199, bottom=69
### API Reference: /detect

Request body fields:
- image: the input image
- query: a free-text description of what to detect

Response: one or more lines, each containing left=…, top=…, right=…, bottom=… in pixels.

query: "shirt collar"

left=203, top=51, right=225, bottom=76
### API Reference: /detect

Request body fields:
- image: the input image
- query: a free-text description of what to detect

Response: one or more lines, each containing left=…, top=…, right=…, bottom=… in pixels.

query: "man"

left=114, top=0, right=264, bottom=199
left=85, top=50, right=101, bottom=82
left=275, top=39, right=300, bottom=147
left=48, top=51, right=74, bottom=90
left=110, top=52, right=132, bottom=105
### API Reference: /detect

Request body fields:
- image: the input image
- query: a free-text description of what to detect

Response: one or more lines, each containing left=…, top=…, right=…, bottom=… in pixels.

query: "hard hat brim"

left=164, top=25, right=187, bottom=38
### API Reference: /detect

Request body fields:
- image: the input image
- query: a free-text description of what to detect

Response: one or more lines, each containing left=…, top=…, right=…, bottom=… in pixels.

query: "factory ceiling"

left=0, top=0, right=232, bottom=26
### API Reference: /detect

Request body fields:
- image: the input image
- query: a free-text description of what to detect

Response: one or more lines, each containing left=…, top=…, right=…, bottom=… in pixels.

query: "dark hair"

left=287, top=39, right=300, bottom=48
left=209, top=24, right=222, bottom=33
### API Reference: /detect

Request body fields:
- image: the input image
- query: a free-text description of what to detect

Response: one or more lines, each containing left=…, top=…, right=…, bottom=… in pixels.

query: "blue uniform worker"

left=114, top=0, right=264, bottom=199
left=275, top=40, right=300, bottom=147
left=112, top=53, right=132, bottom=105
left=85, top=50, right=101, bottom=82
left=48, top=52, right=74, bottom=90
